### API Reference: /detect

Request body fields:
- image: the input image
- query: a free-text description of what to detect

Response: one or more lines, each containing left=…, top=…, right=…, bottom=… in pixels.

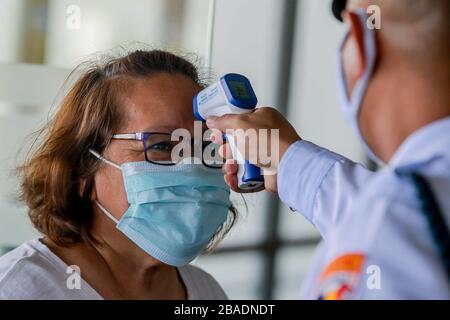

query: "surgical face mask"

left=89, top=150, right=231, bottom=266
left=336, top=9, right=382, bottom=164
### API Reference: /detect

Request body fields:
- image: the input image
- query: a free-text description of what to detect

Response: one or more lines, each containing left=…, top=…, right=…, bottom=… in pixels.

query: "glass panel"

left=0, top=0, right=211, bottom=67
left=285, top=0, right=365, bottom=164
left=218, top=192, right=268, bottom=247
left=279, top=204, right=320, bottom=241
left=273, top=245, right=318, bottom=299
left=0, top=63, right=71, bottom=107
left=194, top=251, right=264, bottom=299
left=0, top=107, right=43, bottom=247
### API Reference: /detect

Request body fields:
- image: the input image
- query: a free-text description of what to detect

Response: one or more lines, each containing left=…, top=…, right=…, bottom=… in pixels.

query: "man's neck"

left=363, top=70, right=450, bottom=163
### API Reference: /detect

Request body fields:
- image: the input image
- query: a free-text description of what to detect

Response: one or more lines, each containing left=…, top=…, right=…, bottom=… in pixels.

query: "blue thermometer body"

left=193, top=73, right=264, bottom=191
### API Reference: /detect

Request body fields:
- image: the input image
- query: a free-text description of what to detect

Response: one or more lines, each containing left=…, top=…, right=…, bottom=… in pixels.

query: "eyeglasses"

left=112, top=132, right=223, bottom=168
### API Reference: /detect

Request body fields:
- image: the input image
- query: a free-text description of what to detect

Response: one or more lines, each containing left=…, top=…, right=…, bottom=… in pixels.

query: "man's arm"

left=278, top=140, right=375, bottom=239
left=205, top=107, right=375, bottom=238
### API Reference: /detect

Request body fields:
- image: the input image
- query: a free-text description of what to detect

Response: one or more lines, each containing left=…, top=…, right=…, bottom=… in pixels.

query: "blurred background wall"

left=0, top=0, right=365, bottom=299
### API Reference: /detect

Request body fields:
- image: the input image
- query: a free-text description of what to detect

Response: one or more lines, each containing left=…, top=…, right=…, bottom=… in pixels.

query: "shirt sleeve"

left=277, top=140, right=375, bottom=239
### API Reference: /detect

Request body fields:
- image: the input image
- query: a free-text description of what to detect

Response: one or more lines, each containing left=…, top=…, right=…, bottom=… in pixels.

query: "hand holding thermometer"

left=193, top=73, right=264, bottom=192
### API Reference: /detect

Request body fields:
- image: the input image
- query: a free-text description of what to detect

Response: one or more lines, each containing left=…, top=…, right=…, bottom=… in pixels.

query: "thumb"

left=206, top=114, right=242, bottom=132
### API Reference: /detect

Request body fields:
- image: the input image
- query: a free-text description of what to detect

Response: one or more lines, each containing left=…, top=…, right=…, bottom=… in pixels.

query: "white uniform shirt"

left=0, top=238, right=227, bottom=300
left=278, top=117, right=450, bottom=299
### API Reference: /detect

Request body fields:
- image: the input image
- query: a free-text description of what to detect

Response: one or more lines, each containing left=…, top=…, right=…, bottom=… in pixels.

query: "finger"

left=208, top=128, right=223, bottom=144
left=225, top=173, right=261, bottom=194
left=219, top=143, right=233, bottom=160
left=206, top=114, right=244, bottom=132
left=223, top=161, right=238, bottom=175
left=224, top=173, right=239, bottom=192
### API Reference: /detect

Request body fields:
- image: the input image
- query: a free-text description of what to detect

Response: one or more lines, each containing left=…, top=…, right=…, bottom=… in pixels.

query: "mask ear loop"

left=336, top=26, right=352, bottom=113
left=335, top=9, right=383, bottom=165
left=89, top=149, right=122, bottom=170
left=89, top=149, right=121, bottom=224
left=94, top=200, right=119, bottom=224
left=350, top=9, right=377, bottom=111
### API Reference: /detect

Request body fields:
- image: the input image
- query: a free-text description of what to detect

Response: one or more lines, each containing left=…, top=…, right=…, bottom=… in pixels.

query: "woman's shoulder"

left=0, top=238, right=96, bottom=299
left=0, top=239, right=53, bottom=298
left=0, top=239, right=48, bottom=277
left=177, top=264, right=228, bottom=300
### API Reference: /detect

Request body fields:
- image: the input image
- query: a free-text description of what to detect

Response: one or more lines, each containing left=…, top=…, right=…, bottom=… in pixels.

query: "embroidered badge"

left=317, top=253, right=365, bottom=300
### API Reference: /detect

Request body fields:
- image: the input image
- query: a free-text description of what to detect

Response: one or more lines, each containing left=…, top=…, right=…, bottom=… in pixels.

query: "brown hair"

left=18, top=50, right=237, bottom=250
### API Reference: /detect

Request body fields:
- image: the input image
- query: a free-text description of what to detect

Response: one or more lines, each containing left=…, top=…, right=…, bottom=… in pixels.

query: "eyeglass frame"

left=111, top=132, right=223, bottom=168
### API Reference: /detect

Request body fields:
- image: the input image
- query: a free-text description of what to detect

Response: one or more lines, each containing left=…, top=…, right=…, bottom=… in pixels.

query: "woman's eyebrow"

left=120, top=123, right=193, bottom=135
left=138, top=125, right=188, bottom=134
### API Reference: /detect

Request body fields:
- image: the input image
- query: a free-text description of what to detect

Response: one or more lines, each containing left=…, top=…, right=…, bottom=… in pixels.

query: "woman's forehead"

left=119, top=74, right=202, bottom=132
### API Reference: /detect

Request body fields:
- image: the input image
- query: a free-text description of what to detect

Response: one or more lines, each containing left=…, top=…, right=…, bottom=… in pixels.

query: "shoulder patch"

left=317, top=253, right=365, bottom=300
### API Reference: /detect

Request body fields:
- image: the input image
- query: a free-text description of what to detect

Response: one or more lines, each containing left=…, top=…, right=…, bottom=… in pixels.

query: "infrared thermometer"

left=193, top=73, right=264, bottom=191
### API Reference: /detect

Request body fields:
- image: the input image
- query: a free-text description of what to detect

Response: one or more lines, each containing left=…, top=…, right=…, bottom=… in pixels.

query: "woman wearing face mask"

left=0, top=50, right=236, bottom=299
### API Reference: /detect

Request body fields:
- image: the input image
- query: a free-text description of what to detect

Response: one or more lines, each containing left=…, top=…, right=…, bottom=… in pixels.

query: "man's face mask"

left=336, top=9, right=382, bottom=164
left=90, top=149, right=231, bottom=266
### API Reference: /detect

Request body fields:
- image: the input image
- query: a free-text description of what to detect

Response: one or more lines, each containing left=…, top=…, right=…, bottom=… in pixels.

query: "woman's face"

left=91, top=73, right=203, bottom=264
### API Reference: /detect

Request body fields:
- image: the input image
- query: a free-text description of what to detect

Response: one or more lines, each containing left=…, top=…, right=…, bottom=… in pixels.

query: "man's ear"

left=342, top=11, right=366, bottom=95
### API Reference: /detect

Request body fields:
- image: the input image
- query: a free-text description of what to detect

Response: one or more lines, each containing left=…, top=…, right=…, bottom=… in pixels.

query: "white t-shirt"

left=0, top=238, right=227, bottom=300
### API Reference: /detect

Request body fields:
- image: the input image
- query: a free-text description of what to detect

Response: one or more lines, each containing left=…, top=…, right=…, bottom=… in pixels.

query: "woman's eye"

left=149, top=142, right=172, bottom=151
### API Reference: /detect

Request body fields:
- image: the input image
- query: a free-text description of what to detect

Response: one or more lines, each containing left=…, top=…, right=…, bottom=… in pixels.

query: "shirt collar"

left=389, top=116, right=450, bottom=171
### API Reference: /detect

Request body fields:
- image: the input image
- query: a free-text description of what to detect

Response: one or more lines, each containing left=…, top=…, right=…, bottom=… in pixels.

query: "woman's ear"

left=342, top=11, right=367, bottom=95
